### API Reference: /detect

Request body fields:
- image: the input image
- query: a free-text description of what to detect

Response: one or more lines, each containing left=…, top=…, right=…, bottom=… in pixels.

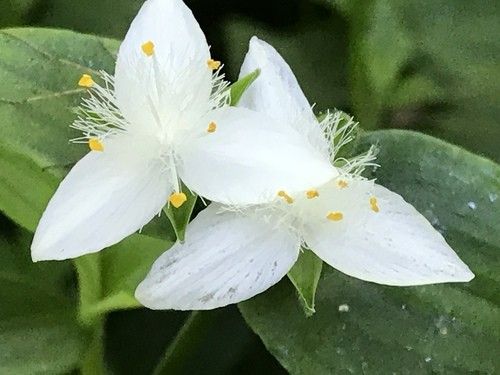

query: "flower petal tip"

left=459, top=267, right=475, bottom=283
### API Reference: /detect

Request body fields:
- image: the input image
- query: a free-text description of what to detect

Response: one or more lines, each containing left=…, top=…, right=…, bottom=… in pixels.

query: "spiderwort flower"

left=31, top=1, right=337, bottom=261
left=136, top=37, right=474, bottom=310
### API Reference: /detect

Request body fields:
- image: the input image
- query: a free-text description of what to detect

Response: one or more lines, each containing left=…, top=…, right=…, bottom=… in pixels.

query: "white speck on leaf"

left=435, top=315, right=450, bottom=336
left=467, top=201, right=477, bottom=210
left=489, top=192, right=498, bottom=202
left=338, top=304, right=350, bottom=312
left=425, top=357, right=432, bottom=363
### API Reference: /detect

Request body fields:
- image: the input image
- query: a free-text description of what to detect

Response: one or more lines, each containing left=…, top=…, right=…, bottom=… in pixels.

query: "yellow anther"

left=327, top=211, right=344, bottom=221
left=169, top=192, right=187, bottom=208
left=337, top=179, right=348, bottom=189
left=277, top=190, right=294, bottom=204
left=207, top=121, right=217, bottom=133
left=78, top=74, right=94, bottom=88
left=88, top=138, right=104, bottom=152
left=306, top=189, right=319, bottom=199
left=207, top=59, right=221, bottom=70
left=141, top=41, right=155, bottom=56
left=370, top=197, right=380, bottom=213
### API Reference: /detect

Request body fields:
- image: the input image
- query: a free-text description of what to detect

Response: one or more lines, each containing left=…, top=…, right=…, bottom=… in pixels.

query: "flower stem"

left=153, top=310, right=220, bottom=375
left=74, top=254, right=106, bottom=375
left=81, top=321, right=106, bottom=375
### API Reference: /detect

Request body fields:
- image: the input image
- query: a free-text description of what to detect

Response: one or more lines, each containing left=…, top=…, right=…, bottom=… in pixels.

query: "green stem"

left=74, top=255, right=106, bottom=375
left=153, top=311, right=219, bottom=375
left=81, top=320, right=106, bottom=375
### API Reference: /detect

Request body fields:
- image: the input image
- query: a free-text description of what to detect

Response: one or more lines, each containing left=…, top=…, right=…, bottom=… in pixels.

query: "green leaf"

left=0, top=28, right=119, bottom=231
left=240, top=130, right=500, bottom=374
left=0, top=28, right=175, bottom=318
left=229, top=69, right=260, bottom=106
left=287, top=248, right=323, bottom=317
left=0, top=215, right=87, bottom=373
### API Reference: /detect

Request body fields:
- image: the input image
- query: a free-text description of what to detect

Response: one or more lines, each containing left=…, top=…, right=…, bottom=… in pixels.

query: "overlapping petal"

left=178, top=106, right=337, bottom=205
left=136, top=204, right=300, bottom=310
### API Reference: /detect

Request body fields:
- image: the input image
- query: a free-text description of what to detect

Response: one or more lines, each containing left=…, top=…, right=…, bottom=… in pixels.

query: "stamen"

left=327, top=211, right=343, bottom=221
left=141, top=41, right=155, bottom=56
left=277, top=190, right=294, bottom=204
left=370, top=197, right=380, bottom=212
left=207, top=59, right=221, bottom=70
left=337, top=179, right=348, bottom=189
left=78, top=74, right=94, bottom=88
left=207, top=121, right=217, bottom=133
left=306, top=189, right=319, bottom=199
left=169, top=192, right=187, bottom=208
left=88, top=138, right=104, bottom=152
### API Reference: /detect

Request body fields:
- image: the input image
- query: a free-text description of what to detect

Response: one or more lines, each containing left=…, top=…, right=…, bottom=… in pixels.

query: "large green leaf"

left=0, top=28, right=175, bottom=318
left=0, top=215, right=87, bottom=374
left=77, top=233, right=174, bottom=320
left=0, top=27, right=118, bottom=230
left=240, top=130, right=500, bottom=374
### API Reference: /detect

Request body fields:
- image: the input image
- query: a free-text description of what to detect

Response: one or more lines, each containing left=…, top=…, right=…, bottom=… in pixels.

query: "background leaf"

left=0, top=27, right=177, bottom=316
left=240, top=130, right=500, bottom=374
left=0, top=215, right=87, bottom=374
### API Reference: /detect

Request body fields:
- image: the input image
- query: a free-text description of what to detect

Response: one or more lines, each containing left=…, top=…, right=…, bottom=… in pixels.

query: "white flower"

left=136, top=37, right=474, bottom=310
left=31, top=1, right=337, bottom=261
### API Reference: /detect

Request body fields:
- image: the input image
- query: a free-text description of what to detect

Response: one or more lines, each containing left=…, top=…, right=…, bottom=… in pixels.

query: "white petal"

left=31, top=149, right=170, bottom=261
left=114, top=0, right=212, bottom=130
left=304, top=183, right=474, bottom=286
left=136, top=204, right=300, bottom=310
left=238, top=36, right=330, bottom=157
left=178, top=106, right=337, bottom=205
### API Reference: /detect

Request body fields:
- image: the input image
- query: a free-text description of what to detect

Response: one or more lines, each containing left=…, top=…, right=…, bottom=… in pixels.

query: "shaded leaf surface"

left=0, top=216, right=86, bottom=374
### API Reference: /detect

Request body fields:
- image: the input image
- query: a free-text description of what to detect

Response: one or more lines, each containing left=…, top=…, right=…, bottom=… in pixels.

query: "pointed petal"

left=304, top=183, right=474, bottom=286
left=238, top=36, right=329, bottom=157
left=31, top=150, right=170, bottom=261
left=136, top=204, right=300, bottom=310
left=178, top=106, right=337, bottom=205
left=114, top=0, right=212, bottom=130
